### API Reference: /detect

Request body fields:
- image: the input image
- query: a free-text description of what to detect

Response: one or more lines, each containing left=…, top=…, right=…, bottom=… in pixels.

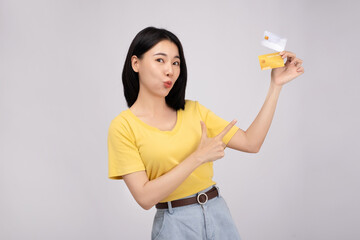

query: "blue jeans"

left=151, top=185, right=241, bottom=240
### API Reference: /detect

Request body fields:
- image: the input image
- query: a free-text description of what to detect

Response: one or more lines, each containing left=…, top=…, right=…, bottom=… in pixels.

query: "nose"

left=165, top=63, right=174, bottom=77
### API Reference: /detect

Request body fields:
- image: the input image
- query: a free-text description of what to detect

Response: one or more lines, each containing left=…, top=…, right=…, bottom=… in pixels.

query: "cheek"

left=175, top=67, right=181, bottom=77
left=140, top=63, right=157, bottom=79
left=148, top=63, right=162, bottom=77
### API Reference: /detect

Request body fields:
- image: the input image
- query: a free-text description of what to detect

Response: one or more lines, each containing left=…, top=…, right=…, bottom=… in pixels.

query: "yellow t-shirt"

left=107, top=99, right=239, bottom=202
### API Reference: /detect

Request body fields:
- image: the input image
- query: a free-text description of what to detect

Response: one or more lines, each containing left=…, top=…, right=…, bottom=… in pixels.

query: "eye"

left=156, top=58, right=164, bottom=63
left=173, top=61, right=180, bottom=66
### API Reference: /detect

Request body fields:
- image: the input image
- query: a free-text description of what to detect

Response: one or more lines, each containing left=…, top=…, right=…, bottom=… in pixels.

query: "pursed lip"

left=163, top=81, right=172, bottom=87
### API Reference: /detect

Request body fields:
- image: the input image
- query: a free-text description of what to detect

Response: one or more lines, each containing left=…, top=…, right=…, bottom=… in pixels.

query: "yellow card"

left=258, top=52, right=284, bottom=70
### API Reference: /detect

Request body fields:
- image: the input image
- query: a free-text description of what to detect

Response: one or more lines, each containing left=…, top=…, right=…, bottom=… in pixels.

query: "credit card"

left=261, top=31, right=287, bottom=52
left=258, top=52, right=284, bottom=70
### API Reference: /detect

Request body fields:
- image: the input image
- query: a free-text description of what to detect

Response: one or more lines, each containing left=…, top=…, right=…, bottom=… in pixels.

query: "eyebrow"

left=153, top=52, right=180, bottom=59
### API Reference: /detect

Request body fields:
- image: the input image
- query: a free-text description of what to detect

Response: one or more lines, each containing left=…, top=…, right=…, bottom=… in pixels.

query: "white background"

left=1, top=0, right=359, bottom=239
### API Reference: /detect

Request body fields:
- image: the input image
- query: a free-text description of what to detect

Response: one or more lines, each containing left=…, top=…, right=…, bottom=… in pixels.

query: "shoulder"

left=184, top=99, right=200, bottom=109
left=185, top=99, right=210, bottom=111
left=183, top=99, right=210, bottom=115
left=108, top=110, right=133, bottom=135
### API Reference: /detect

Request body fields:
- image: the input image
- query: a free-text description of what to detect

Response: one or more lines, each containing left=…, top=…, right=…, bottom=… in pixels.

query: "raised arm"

left=226, top=51, right=304, bottom=153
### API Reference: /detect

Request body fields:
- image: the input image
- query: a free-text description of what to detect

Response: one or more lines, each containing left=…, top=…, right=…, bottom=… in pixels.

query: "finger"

left=296, top=66, right=304, bottom=73
left=279, top=51, right=287, bottom=58
left=283, top=54, right=295, bottom=66
left=280, top=51, right=296, bottom=61
left=291, top=57, right=303, bottom=66
left=216, top=119, right=237, bottom=139
left=200, top=121, right=208, bottom=138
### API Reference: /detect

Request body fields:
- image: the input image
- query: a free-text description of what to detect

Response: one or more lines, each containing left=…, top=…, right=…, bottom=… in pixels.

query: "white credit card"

left=261, top=31, right=287, bottom=52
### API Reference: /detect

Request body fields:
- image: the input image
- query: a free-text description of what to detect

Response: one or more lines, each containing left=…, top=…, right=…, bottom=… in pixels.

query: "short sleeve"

left=107, top=118, right=145, bottom=180
left=196, top=101, right=239, bottom=145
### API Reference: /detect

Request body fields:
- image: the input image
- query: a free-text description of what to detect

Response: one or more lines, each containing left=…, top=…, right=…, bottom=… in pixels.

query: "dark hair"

left=122, top=26, right=187, bottom=110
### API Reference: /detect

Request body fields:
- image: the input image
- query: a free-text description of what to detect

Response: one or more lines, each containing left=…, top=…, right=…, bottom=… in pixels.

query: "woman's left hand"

left=271, top=51, right=304, bottom=87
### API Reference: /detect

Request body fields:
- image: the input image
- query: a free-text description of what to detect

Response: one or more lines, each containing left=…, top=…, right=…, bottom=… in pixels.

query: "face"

left=131, top=40, right=181, bottom=97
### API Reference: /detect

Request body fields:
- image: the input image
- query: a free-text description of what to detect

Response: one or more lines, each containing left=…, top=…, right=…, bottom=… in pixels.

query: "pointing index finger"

left=216, top=119, right=237, bottom=140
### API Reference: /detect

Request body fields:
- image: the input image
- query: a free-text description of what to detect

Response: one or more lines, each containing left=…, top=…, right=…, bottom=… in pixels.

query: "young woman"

left=108, top=26, right=304, bottom=240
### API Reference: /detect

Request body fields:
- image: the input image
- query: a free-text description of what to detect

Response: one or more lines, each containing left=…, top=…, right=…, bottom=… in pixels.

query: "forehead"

left=147, top=40, right=179, bottom=56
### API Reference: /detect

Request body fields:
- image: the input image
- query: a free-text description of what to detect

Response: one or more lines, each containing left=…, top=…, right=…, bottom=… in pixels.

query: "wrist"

left=270, top=80, right=283, bottom=91
left=189, top=151, right=204, bottom=166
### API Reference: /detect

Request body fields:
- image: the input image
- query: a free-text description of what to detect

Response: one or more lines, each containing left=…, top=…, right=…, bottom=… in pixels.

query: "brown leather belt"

left=155, top=186, right=219, bottom=209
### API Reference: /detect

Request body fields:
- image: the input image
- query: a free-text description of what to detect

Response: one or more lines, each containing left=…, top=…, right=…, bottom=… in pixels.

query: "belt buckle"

left=196, top=192, right=208, bottom=205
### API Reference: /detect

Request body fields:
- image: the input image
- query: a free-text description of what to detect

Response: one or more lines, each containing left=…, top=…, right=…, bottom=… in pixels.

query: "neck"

left=131, top=88, right=171, bottom=117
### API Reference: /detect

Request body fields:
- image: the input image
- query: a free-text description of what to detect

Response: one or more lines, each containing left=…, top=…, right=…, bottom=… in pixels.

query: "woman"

left=108, top=26, right=304, bottom=240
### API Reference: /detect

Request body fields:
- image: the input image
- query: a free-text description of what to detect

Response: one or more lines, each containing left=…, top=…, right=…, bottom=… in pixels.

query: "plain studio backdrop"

left=1, top=0, right=359, bottom=239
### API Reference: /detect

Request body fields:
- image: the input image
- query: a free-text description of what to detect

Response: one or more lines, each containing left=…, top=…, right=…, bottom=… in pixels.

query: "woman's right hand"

left=194, top=119, right=237, bottom=164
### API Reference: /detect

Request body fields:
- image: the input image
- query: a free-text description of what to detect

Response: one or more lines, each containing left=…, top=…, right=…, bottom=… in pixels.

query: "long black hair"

left=122, top=26, right=187, bottom=110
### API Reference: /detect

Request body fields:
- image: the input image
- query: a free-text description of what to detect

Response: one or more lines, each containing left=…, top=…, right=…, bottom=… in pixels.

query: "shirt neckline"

left=126, top=108, right=183, bottom=135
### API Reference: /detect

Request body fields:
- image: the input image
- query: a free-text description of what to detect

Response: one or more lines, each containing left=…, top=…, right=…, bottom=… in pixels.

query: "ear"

left=131, top=55, right=139, bottom=73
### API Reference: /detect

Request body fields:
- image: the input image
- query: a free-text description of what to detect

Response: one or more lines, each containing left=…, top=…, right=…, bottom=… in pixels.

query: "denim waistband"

left=162, top=184, right=220, bottom=214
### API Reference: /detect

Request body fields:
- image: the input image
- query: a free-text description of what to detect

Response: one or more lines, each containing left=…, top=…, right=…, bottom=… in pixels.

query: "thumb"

left=200, top=121, right=208, bottom=139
